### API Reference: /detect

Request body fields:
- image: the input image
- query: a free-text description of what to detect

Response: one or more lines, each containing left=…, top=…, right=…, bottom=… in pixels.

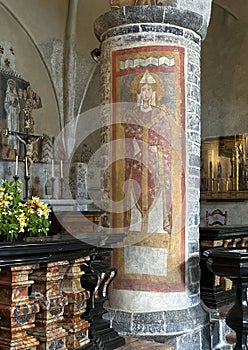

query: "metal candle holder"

left=13, top=175, right=19, bottom=182
left=51, top=177, right=55, bottom=199
left=59, top=177, right=64, bottom=199
left=24, top=175, right=30, bottom=200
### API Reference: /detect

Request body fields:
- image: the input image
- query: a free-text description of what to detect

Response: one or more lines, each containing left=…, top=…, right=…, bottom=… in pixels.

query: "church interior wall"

left=202, top=4, right=248, bottom=138
left=0, top=1, right=246, bottom=348
left=0, top=1, right=60, bottom=136
left=0, top=0, right=109, bottom=201
left=201, top=3, right=248, bottom=226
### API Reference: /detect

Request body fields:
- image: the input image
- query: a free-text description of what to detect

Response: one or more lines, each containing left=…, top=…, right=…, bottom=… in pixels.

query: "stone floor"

left=118, top=337, right=174, bottom=349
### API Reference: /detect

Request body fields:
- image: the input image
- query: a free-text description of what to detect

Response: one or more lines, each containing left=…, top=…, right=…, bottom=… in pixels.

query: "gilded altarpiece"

left=201, top=134, right=248, bottom=199
left=111, top=46, right=186, bottom=292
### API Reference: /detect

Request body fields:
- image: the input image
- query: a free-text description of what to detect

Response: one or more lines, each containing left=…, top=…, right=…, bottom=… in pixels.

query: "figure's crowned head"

left=6, top=78, right=16, bottom=92
left=131, top=70, right=164, bottom=107
left=139, top=70, right=156, bottom=85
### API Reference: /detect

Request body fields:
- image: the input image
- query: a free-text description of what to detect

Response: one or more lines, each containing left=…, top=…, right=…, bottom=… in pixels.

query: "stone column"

left=94, top=3, right=212, bottom=348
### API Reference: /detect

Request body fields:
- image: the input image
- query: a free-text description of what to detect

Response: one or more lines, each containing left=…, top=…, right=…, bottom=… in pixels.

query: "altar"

left=0, top=232, right=125, bottom=350
left=200, top=225, right=248, bottom=308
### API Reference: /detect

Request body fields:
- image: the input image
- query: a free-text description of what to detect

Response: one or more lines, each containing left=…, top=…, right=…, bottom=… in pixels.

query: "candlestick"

left=24, top=175, right=30, bottom=200
left=13, top=175, right=19, bottom=182
left=51, top=176, right=55, bottom=199
left=60, top=160, right=63, bottom=178
left=59, top=177, right=64, bottom=199
left=51, top=159, right=54, bottom=178
left=15, top=155, right=18, bottom=176
left=13, top=174, right=19, bottom=193
left=25, top=157, right=28, bottom=177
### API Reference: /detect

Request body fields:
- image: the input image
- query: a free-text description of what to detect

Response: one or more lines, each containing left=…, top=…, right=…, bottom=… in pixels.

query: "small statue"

left=15, top=134, right=43, bottom=166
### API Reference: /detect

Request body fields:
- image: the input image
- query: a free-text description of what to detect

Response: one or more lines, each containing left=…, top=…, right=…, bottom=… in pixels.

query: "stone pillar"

left=94, top=3, right=212, bottom=348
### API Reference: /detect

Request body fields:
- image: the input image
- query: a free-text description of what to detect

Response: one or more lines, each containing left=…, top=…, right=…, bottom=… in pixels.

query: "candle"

left=51, top=159, right=54, bottom=178
left=15, top=155, right=18, bottom=176
left=25, top=157, right=28, bottom=177
left=60, top=160, right=63, bottom=178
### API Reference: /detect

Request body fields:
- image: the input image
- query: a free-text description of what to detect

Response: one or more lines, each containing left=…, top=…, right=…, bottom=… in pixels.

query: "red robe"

left=123, top=105, right=172, bottom=233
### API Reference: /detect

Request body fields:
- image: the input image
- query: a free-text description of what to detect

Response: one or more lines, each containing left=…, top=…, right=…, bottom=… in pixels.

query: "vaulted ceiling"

left=213, top=0, right=248, bottom=21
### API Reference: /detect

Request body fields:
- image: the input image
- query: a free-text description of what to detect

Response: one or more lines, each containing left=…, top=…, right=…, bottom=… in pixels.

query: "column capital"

left=94, top=5, right=212, bottom=42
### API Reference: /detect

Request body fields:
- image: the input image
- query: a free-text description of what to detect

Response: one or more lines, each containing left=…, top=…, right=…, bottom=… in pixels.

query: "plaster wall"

left=201, top=4, right=248, bottom=138
left=0, top=0, right=110, bottom=139
left=0, top=0, right=107, bottom=198
left=0, top=1, right=59, bottom=136
left=200, top=4, right=248, bottom=225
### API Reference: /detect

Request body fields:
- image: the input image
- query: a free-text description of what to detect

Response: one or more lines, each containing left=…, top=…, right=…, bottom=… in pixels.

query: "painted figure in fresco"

left=35, top=94, right=42, bottom=109
left=122, top=71, right=172, bottom=234
left=23, top=85, right=37, bottom=134
left=18, top=88, right=26, bottom=133
left=26, top=85, right=37, bottom=110
left=4, top=78, right=21, bottom=153
left=25, top=86, right=42, bottom=132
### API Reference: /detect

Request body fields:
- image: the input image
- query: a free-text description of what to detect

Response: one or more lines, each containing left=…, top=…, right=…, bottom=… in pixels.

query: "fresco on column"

left=111, top=46, right=186, bottom=292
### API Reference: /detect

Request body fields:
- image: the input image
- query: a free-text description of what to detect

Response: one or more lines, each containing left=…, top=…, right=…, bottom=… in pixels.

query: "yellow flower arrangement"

left=0, top=179, right=51, bottom=241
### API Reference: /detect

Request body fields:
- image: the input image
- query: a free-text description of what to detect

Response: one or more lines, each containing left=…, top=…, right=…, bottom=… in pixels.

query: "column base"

left=104, top=303, right=211, bottom=349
